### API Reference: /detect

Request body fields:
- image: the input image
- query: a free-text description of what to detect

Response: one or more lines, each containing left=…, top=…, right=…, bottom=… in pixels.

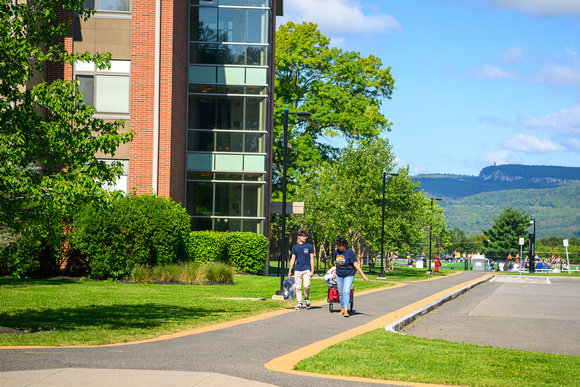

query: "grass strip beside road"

left=0, top=274, right=389, bottom=347
left=296, top=329, right=580, bottom=387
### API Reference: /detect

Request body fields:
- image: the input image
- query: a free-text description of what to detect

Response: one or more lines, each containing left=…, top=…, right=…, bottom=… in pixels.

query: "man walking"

left=288, top=230, right=315, bottom=309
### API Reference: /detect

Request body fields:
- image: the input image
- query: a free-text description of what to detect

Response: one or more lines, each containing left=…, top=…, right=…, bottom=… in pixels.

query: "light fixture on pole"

left=428, top=198, right=442, bottom=274
left=278, top=108, right=312, bottom=294
left=379, top=172, right=398, bottom=279
left=529, top=216, right=536, bottom=274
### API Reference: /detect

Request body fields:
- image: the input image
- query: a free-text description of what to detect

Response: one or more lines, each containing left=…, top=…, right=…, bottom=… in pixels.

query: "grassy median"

left=296, top=329, right=580, bottom=387
left=0, top=274, right=389, bottom=346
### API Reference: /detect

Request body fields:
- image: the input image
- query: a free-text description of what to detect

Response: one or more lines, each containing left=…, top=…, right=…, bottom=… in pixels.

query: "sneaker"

left=295, top=303, right=302, bottom=310
left=305, top=299, right=311, bottom=309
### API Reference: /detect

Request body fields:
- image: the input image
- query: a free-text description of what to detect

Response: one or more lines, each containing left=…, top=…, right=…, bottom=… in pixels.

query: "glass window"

left=219, top=44, right=245, bottom=65
left=217, top=66, right=245, bottom=84
left=242, top=219, right=263, bottom=233
left=95, top=75, right=130, bottom=113
left=214, top=172, right=243, bottom=180
left=247, top=0, right=269, bottom=6
left=243, top=184, right=262, bottom=217
left=191, top=217, right=212, bottom=231
left=216, top=96, right=243, bottom=129
left=215, top=154, right=243, bottom=171
left=218, top=8, right=246, bottom=43
left=188, top=131, right=214, bottom=152
left=244, top=133, right=264, bottom=152
left=189, top=96, right=216, bottom=129
left=216, top=132, right=243, bottom=152
left=189, top=65, right=217, bottom=83
left=85, top=0, right=131, bottom=12
left=247, top=9, right=268, bottom=44
left=187, top=171, right=213, bottom=180
left=219, top=0, right=246, bottom=6
left=246, top=45, right=267, bottom=65
left=186, top=182, right=213, bottom=216
left=245, top=98, right=266, bottom=130
left=77, top=75, right=94, bottom=106
left=191, top=7, right=218, bottom=42
left=245, top=68, right=267, bottom=84
left=215, top=182, right=242, bottom=216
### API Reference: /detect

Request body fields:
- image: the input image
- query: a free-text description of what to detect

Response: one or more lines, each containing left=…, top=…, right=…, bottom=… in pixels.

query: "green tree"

left=0, top=0, right=132, bottom=275
left=294, top=139, right=433, bottom=266
left=0, top=0, right=132, bottom=232
left=482, top=207, right=531, bottom=256
left=273, top=21, right=395, bottom=196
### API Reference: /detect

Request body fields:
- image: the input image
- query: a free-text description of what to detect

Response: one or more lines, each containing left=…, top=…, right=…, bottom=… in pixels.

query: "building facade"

left=62, top=0, right=282, bottom=235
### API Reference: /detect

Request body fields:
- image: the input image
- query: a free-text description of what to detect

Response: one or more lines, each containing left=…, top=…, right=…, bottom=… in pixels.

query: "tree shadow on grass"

left=0, top=303, right=224, bottom=333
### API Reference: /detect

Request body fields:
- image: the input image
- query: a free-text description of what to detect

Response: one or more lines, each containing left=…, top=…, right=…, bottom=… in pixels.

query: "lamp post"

left=279, top=108, right=312, bottom=294
left=379, top=172, right=398, bottom=279
left=428, top=198, right=442, bottom=274
left=529, top=216, right=536, bottom=274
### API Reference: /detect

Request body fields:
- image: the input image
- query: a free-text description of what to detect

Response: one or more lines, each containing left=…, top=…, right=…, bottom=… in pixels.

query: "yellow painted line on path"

left=264, top=273, right=492, bottom=386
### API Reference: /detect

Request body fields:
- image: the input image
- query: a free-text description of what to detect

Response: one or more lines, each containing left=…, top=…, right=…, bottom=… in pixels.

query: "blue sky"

left=277, top=0, right=580, bottom=176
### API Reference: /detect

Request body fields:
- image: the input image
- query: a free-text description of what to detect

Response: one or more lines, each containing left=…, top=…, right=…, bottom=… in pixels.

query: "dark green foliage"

left=227, top=232, right=268, bottom=274
left=188, top=231, right=228, bottom=263
left=72, top=194, right=190, bottom=279
left=481, top=207, right=530, bottom=256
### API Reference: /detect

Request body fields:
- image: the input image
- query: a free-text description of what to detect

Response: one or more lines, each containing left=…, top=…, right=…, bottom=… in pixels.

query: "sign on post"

left=270, top=202, right=304, bottom=214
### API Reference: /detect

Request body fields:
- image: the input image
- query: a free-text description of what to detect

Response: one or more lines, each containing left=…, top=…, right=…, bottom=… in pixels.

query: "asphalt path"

left=0, top=272, right=489, bottom=387
left=402, top=275, right=580, bottom=356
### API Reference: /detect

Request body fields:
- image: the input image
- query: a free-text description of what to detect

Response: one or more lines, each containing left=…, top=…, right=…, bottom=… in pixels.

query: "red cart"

left=327, top=284, right=354, bottom=313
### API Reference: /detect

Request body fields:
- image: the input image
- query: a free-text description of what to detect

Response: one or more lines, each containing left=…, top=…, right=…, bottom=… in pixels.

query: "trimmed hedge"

left=189, top=231, right=268, bottom=274
left=72, top=194, right=190, bottom=279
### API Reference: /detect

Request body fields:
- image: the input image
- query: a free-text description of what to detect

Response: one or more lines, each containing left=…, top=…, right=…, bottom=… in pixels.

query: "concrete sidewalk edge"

left=385, top=275, right=493, bottom=333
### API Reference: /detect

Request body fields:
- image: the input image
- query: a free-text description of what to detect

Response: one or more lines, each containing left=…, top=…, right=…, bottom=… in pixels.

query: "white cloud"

left=480, top=150, right=517, bottom=165
left=502, top=134, right=565, bottom=153
left=278, top=0, right=401, bottom=39
left=520, top=104, right=580, bottom=134
left=530, top=65, right=580, bottom=86
left=470, top=0, right=580, bottom=17
left=500, top=46, right=525, bottom=63
left=470, top=64, right=520, bottom=80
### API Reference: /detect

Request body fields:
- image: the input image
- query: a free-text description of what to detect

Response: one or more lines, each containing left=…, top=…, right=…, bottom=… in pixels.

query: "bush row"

left=0, top=194, right=268, bottom=279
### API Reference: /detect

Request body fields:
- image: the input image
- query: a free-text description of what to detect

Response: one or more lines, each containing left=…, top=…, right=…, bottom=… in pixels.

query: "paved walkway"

left=2, top=272, right=576, bottom=386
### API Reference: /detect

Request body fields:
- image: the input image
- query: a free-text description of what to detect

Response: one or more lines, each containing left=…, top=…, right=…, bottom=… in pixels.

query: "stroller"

left=325, top=266, right=354, bottom=313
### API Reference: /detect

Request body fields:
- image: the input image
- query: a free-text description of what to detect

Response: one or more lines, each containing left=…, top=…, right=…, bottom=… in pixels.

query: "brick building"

left=58, top=0, right=282, bottom=236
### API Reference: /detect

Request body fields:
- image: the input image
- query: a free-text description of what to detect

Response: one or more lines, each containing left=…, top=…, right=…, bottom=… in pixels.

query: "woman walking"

left=333, top=237, right=369, bottom=317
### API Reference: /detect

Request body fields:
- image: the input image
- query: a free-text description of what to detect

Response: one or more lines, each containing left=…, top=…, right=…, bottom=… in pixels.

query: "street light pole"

left=379, top=172, right=398, bottom=279
left=278, top=108, right=312, bottom=294
left=428, top=197, right=442, bottom=274
left=529, top=216, right=536, bottom=274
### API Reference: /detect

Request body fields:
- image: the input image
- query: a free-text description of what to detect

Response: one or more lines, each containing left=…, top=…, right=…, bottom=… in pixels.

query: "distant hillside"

left=414, top=165, right=580, bottom=239
left=415, top=164, right=580, bottom=200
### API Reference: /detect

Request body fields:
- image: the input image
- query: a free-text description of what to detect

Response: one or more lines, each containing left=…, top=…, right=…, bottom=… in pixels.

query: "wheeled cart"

left=327, top=284, right=353, bottom=313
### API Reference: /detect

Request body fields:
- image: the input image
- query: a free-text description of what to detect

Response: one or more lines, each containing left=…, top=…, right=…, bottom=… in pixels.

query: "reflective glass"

left=219, top=44, right=245, bottom=65
left=191, top=217, right=212, bottom=231
left=216, top=97, right=243, bottom=129
left=243, top=184, right=262, bottom=217
left=215, top=183, right=242, bottom=216
left=244, top=133, right=264, bottom=152
left=190, top=43, right=218, bottom=64
left=247, top=9, right=268, bottom=43
left=242, top=219, right=262, bottom=233
left=218, top=8, right=245, bottom=42
left=219, top=0, right=245, bottom=5
left=216, top=132, right=243, bottom=152
left=215, top=172, right=243, bottom=180
left=188, top=131, right=214, bottom=151
left=189, top=96, right=216, bottom=129
left=191, top=7, right=218, bottom=42
left=245, top=98, right=265, bottom=130
left=77, top=75, right=94, bottom=106
left=246, top=45, right=267, bottom=65
left=187, top=171, right=213, bottom=180
left=186, top=182, right=213, bottom=216
left=97, top=0, right=130, bottom=12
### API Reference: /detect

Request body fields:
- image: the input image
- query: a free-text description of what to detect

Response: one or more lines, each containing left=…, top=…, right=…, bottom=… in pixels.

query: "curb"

left=385, top=275, right=493, bottom=333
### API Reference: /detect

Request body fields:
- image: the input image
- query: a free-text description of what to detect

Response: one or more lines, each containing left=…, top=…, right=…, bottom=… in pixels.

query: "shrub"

left=188, top=231, right=228, bottom=263
left=227, top=232, right=268, bottom=274
left=131, top=264, right=153, bottom=284
left=205, top=262, right=235, bottom=283
left=72, top=193, right=190, bottom=279
left=153, top=263, right=182, bottom=282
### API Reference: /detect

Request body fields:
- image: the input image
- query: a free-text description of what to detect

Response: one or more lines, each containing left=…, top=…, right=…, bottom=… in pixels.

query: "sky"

left=276, top=0, right=580, bottom=176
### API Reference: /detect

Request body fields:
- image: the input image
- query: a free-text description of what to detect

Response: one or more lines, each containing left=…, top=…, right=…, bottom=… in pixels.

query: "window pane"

left=189, top=96, right=216, bottom=129
left=97, top=0, right=130, bottom=12
left=191, top=7, right=218, bottom=42
left=245, top=98, right=266, bottom=130
left=216, top=132, right=243, bottom=152
left=191, top=217, right=212, bottom=231
left=244, top=133, right=264, bottom=152
left=189, top=65, right=217, bottom=83
left=215, top=182, right=242, bottom=216
left=219, top=45, right=245, bottom=65
left=77, top=75, right=94, bottom=106
left=243, top=184, right=262, bottom=217
left=186, top=182, right=213, bottom=216
left=95, top=75, right=129, bottom=113
left=187, top=171, right=213, bottom=180
left=246, top=45, right=267, bottom=65
left=217, top=66, right=245, bottom=83
left=218, top=8, right=246, bottom=42
left=216, top=97, right=243, bottom=129
left=242, top=219, right=262, bottom=233
left=215, top=172, right=243, bottom=180
left=188, top=131, right=214, bottom=151
left=190, top=43, right=218, bottom=64
left=247, top=9, right=268, bottom=43
left=247, top=0, right=268, bottom=6
left=219, top=0, right=246, bottom=6
left=245, top=68, right=267, bottom=84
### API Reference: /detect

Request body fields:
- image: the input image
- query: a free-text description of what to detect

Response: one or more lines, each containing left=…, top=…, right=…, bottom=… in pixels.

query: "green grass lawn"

left=0, top=274, right=388, bottom=346
left=296, top=329, right=580, bottom=387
